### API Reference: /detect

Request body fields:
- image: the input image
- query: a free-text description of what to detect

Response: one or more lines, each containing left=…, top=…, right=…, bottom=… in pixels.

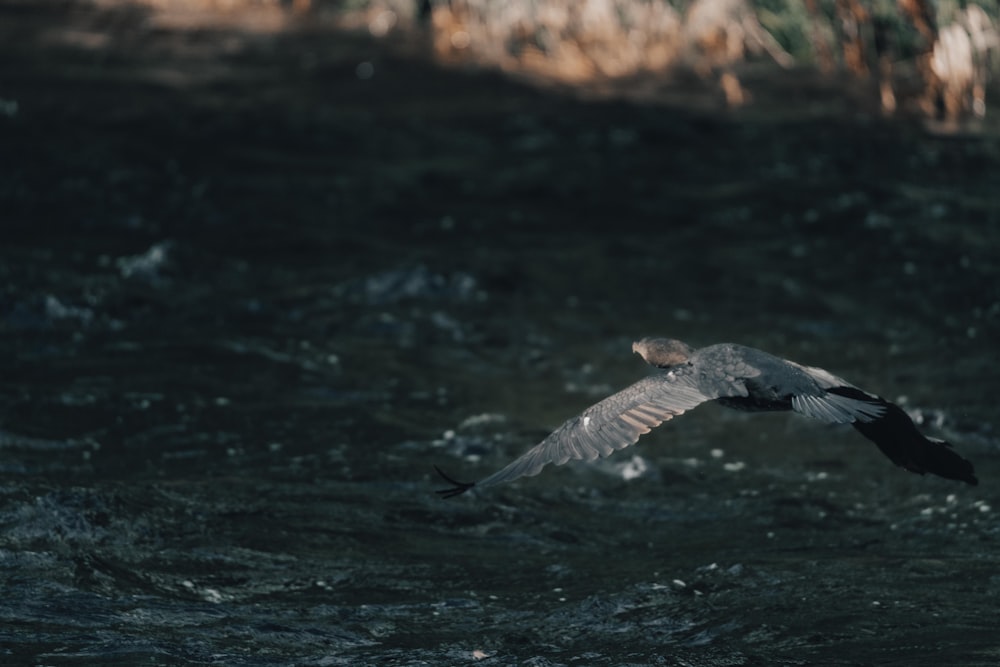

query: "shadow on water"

left=1, top=1, right=999, bottom=665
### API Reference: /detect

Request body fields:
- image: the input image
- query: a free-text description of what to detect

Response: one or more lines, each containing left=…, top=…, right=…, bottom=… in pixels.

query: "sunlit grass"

left=96, top=0, right=998, bottom=118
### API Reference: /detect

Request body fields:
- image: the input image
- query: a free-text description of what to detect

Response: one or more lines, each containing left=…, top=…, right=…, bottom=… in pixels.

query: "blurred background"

left=85, top=0, right=1000, bottom=117
left=1, top=1, right=999, bottom=665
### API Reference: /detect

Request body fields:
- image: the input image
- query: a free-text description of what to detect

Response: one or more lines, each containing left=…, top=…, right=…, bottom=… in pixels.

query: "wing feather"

left=786, top=362, right=887, bottom=424
left=791, top=388, right=887, bottom=424
left=619, top=412, right=650, bottom=431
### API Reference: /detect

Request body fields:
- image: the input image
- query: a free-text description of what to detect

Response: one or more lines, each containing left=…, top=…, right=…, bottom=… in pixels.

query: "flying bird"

left=436, top=338, right=977, bottom=497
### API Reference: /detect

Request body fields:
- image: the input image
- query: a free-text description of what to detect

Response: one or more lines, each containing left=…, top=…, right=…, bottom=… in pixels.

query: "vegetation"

left=102, top=0, right=998, bottom=118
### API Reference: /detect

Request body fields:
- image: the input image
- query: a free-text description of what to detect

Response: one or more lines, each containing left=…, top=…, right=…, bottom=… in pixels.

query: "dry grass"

left=91, top=0, right=999, bottom=118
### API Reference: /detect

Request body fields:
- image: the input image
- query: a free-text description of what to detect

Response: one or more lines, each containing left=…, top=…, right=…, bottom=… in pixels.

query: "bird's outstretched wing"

left=830, top=387, right=978, bottom=485
left=436, top=369, right=745, bottom=498
left=788, top=364, right=977, bottom=485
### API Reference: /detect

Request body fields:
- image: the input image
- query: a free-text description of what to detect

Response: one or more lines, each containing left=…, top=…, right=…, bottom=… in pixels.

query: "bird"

left=435, top=337, right=977, bottom=498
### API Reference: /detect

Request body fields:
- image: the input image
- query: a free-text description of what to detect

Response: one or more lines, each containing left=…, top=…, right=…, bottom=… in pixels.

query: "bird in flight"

left=436, top=338, right=977, bottom=497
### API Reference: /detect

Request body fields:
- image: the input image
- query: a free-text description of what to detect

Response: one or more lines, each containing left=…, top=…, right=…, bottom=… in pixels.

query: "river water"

left=1, top=3, right=999, bottom=665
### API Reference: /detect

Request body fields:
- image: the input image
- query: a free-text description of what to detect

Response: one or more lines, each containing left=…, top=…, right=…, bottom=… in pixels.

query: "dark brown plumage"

left=436, top=338, right=977, bottom=498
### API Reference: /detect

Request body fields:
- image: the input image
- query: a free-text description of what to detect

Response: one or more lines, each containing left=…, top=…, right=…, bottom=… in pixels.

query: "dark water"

left=2, top=3, right=999, bottom=665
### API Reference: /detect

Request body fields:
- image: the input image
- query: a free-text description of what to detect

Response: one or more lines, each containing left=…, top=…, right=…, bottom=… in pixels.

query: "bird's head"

left=632, top=337, right=693, bottom=368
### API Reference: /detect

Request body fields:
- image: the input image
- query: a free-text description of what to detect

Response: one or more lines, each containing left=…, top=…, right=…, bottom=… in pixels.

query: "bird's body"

left=436, top=338, right=977, bottom=497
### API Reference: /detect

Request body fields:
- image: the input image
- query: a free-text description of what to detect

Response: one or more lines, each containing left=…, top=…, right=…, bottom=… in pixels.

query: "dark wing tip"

left=940, top=441, right=978, bottom=486
left=434, top=465, right=476, bottom=499
left=924, top=446, right=979, bottom=486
